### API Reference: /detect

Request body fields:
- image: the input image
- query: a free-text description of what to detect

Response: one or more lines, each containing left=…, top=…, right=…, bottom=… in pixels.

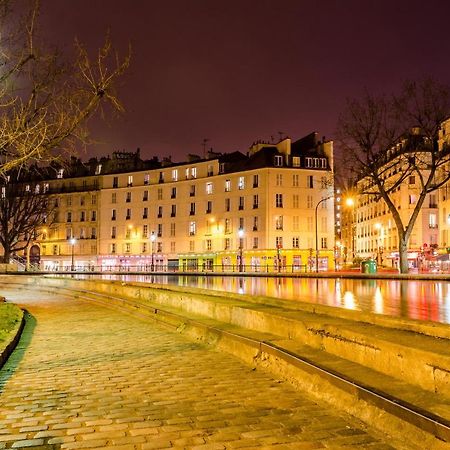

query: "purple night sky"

left=41, top=0, right=450, bottom=162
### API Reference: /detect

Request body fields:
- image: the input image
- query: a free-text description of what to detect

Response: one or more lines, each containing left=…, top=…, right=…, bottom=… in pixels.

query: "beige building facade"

left=34, top=133, right=337, bottom=272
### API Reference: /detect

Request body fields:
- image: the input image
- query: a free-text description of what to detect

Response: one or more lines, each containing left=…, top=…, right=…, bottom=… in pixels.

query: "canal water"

left=91, top=274, right=450, bottom=325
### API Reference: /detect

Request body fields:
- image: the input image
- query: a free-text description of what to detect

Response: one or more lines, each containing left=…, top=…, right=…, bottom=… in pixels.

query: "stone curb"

left=0, top=306, right=25, bottom=370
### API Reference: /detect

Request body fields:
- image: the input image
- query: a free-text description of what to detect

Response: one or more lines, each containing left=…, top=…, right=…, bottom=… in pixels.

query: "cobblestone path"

left=0, top=286, right=397, bottom=449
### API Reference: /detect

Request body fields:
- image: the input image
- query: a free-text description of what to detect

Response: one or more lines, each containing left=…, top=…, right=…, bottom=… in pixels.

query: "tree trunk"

left=2, top=247, right=10, bottom=264
left=398, top=235, right=409, bottom=274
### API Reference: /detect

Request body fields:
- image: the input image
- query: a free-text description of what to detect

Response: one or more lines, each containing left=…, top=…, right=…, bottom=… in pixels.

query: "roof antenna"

left=278, top=131, right=285, bottom=141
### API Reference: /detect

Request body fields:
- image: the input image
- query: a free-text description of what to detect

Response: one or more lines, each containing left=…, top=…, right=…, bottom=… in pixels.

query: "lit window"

left=206, top=182, right=213, bottom=194
left=274, top=155, right=283, bottom=167
left=225, top=180, right=231, bottom=192
left=292, top=157, right=300, bottom=167
left=238, top=177, right=245, bottom=190
left=127, top=175, right=133, bottom=187
left=172, top=169, right=178, bottom=181
left=189, top=221, right=196, bottom=236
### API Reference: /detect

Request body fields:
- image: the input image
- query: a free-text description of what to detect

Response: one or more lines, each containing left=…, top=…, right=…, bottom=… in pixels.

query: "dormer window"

left=274, top=155, right=283, bottom=167
left=57, top=169, right=64, bottom=179
left=95, top=164, right=102, bottom=175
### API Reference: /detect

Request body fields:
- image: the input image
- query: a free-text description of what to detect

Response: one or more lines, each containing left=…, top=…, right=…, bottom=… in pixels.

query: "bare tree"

left=0, top=0, right=130, bottom=178
left=336, top=79, right=450, bottom=274
left=0, top=179, right=53, bottom=263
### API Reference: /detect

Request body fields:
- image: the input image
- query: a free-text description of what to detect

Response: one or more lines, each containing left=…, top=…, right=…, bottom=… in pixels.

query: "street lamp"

left=150, top=231, right=156, bottom=272
left=238, top=228, right=244, bottom=272
left=70, top=237, right=76, bottom=271
left=315, top=195, right=333, bottom=272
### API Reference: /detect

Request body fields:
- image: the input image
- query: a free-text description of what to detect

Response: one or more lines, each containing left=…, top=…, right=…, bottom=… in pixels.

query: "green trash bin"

left=361, top=259, right=377, bottom=274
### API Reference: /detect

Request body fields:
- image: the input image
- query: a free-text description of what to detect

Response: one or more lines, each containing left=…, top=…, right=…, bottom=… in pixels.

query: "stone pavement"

left=0, top=286, right=399, bottom=449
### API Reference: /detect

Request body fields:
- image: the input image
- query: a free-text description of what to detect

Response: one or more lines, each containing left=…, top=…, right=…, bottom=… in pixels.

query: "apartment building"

left=354, top=129, right=439, bottom=269
left=28, top=132, right=336, bottom=272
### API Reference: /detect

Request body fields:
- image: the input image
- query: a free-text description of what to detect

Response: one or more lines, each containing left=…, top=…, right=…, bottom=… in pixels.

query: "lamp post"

left=315, top=195, right=333, bottom=273
left=238, top=228, right=244, bottom=272
left=70, top=237, right=76, bottom=271
left=150, top=231, right=156, bottom=272
left=345, top=197, right=356, bottom=261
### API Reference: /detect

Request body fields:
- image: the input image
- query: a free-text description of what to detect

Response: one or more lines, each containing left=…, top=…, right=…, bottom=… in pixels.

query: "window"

left=172, top=169, right=178, bottom=181
left=253, top=216, right=258, bottom=231
left=57, top=169, right=64, bottom=179
left=67, top=196, right=72, bottom=207
left=80, top=211, right=85, bottom=222
left=157, top=206, right=163, bottom=218
left=239, top=217, right=244, bottom=229
left=307, top=195, right=313, bottom=208
left=143, top=225, right=148, bottom=238
left=66, top=212, right=72, bottom=223
left=321, top=237, right=328, bottom=249
left=144, top=173, right=150, bottom=185
left=253, top=237, right=258, bottom=249
left=157, top=223, right=163, bottom=237
left=409, top=176, right=415, bottom=185
left=206, top=220, right=212, bottom=235
left=275, top=216, right=283, bottom=230
left=276, top=174, right=283, bottom=186
left=225, top=198, right=231, bottom=212
left=190, top=241, right=195, bottom=252
left=225, top=179, right=231, bottom=192
left=293, top=237, right=299, bottom=248
left=126, top=192, right=131, bottom=203
left=159, top=171, right=164, bottom=183
left=307, top=217, right=313, bottom=231
left=239, top=197, right=244, bottom=210
left=171, top=241, right=176, bottom=252
left=110, top=243, right=116, bottom=253
left=225, top=218, right=231, bottom=233
left=292, top=157, right=300, bottom=167
left=53, top=245, right=59, bottom=255
left=275, top=194, right=283, bottom=208
left=80, top=196, right=85, bottom=206
left=142, top=242, right=147, bottom=253
left=253, top=174, right=259, bottom=188
left=91, top=211, right=96, bottom=221
left=429, top=194, right=437, bottom=208
left=224, top=238, right=230, bottom=250
left=276, top=236, right=283, bottom=248
left=143, top=207, right=148, bottom=219
left=293, top=194, right=299, bottom=208
left=143, top=191, right=148, bottom=201
left=170, top=223, right=176, bottom=237
left=238, top=176, right=245, bottom=190
left=206, top=201, right=212, bottom=214
left=191, top=167, right=197, bottom=178
left=207, top=165, right=214, bottom=177
left=126, top=227, right=131, bottom=239
left=274, top=155, right=283, bottom=167
left=113, top=176, right=118, bottom=188
left=125, top=243, right=131, bottom=253
left=293, top=174, right=299, bottom=187
left=171, top=187, right=176, bottom=199
left=206, top=239, right=212, bottom=251
left=190, top=185, right=196, bottom=197
left=253, top=195, right=259, bottom=209
left=189, top=221, right=196, bottom=236
left=126, top=208, right=131, bottom=220
left=206, top=182, right=213, bottom=194
left=171, top=204, right=176, bottom=217
left=157, top=188, right=163, bottom=200
left=307, top=175, right=314, bottom=188
left=429, top=213, right=438, bottom=228
left=127, top=175, right=133, bottom=187
left=190, top=203, right=196, bottom=215
left=111, top=209, right=116, bottom=221
left=66, top=227, right=72, bottom=239
left=293, top=216, right=299, bottom=231
left=91, top=195, right=96, bottom=205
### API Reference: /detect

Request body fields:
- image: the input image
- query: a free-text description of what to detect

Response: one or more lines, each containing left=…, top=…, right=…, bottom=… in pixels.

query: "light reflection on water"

left=94, top=274, right=450, bottom=325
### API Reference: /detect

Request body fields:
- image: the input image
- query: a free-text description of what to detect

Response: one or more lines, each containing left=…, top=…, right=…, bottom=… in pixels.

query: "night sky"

left=41, top=0, right=450, bottom=162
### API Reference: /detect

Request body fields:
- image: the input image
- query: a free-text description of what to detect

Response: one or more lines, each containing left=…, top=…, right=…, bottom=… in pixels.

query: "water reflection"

left=93, top=274, right=450, bottom=325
